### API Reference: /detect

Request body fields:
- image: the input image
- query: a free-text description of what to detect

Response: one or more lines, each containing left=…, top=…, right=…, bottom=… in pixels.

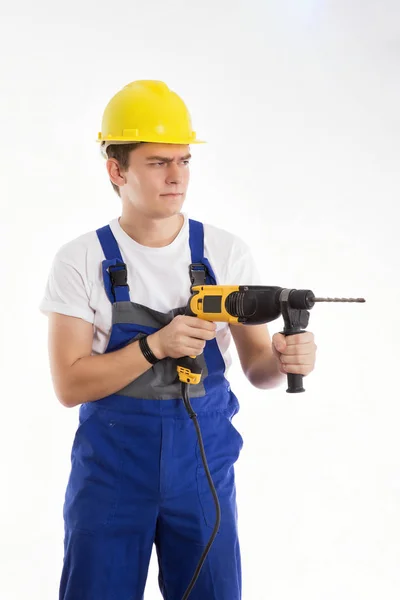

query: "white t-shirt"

left=39, top=212, right=261, bottom=375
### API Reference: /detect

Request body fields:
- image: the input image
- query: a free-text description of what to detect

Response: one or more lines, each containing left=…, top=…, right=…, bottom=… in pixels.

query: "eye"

left=150, top=160, right=190, bottom=166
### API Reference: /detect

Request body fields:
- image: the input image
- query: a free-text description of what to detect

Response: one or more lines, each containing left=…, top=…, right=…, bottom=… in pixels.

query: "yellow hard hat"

left=97, top=80, right=206, bottom=147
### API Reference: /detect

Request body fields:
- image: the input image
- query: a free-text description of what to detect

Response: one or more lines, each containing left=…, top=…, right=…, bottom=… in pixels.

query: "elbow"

left=53, top=361, right=85, bottom=408
left=57, top=390, right=77, bottom=408
left=59, top=395, right=76, bottom=408
left=246, top=373, right=276, bottom=390
left=245, top=366, right=286, bottom=390
left=243, top=350, right=286, bottom=390
left=54, top=380, right=81, bottom=408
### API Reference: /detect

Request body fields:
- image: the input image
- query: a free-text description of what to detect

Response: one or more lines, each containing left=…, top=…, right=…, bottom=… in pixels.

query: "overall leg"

left=59, top=407, right=161, bottom=600
left=155, top=412, right=243, bottom=600
left=60, top=517, right=156, bottom=600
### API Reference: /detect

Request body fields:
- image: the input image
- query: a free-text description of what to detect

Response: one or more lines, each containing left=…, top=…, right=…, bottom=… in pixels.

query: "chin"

left=152, top=205, right=184, bottom=219
left=160, top=197, right=185, bottom=212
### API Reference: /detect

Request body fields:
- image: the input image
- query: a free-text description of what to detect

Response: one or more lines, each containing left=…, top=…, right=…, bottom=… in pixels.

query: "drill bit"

left=313, top=297, right=366, bottom=303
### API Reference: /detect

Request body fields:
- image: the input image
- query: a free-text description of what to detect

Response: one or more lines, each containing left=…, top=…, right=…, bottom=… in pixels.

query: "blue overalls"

left=59, top=219, right=244, bottom=599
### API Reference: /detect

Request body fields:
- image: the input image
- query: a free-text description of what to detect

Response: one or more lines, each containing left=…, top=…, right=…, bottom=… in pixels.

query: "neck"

left=119, top=207, right=184, bottom=248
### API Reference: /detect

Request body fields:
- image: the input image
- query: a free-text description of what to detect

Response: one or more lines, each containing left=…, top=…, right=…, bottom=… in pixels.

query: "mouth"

left=161, top=193, right=183, bottom=196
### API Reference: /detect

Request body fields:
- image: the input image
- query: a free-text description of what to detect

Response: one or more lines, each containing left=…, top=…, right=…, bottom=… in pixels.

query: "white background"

left=1, top=1, right=399, bottom=598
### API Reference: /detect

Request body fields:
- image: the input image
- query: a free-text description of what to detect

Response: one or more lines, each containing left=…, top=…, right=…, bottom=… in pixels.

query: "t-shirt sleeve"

left=39, top=252, right=95, bottom=324
left=224, top=236, right=262, bottom=286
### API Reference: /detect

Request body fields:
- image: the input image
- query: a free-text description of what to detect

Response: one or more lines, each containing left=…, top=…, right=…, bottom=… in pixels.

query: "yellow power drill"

left=177, top=284, right=365, bottom=393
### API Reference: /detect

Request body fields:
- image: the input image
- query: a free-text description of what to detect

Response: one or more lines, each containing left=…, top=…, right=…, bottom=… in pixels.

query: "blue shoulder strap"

left=96, top=219, right=217, bottom=305
left=188, top=219, right=217, bottom=286
left=96, top=225, right=131, bottom=303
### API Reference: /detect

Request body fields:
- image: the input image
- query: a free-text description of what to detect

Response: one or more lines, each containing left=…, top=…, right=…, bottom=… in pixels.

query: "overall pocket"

left=64, top=407, right=126, bottom=533
left=195, top=413, right=243, bottom=528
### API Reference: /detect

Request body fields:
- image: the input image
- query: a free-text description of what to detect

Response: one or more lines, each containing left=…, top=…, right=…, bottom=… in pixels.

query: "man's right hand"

left=148, top=315, right=217, bottom=360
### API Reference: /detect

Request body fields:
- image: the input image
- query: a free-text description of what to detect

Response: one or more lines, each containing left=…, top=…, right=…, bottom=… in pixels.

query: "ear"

left=106, top=158, right=127, bottom=187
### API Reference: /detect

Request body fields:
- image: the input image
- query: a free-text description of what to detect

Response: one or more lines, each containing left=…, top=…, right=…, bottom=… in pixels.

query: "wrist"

left=147, top=332, right=166, bottom=360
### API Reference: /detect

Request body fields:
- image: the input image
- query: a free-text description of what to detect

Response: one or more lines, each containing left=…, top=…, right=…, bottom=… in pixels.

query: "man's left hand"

left=272, top=332, right=317, bottom=376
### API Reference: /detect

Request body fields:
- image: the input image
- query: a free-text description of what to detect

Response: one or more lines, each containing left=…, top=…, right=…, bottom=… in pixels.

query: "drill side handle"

left=280, top=330, right=307, bottom=393
left=287, top=372, right=305, bottom=393
left=279, top=289, right=311, bottom=394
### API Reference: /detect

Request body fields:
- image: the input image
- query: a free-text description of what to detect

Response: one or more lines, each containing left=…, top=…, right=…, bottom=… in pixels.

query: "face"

left=109, top=143, right=191, bottom=218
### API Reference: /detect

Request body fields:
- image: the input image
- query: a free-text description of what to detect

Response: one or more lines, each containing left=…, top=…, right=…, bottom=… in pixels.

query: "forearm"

left=62, top=332, right=161, bottom=407
left=246, top=348, right=286, bottom=390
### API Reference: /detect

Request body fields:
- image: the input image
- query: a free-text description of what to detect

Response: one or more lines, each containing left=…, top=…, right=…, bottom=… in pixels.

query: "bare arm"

left=48, top=314, right=156, bottom=407
left=229, top=322, right=285, bottom=389
left=47, top=313, right=216, bottom=408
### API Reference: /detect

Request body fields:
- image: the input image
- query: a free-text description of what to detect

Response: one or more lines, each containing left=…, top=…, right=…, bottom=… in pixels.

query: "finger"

left=183, top=337, right=206, bottom=354
left=281, top=355, right=313, bottom=365
left=285, top=332, right=314, bottom=345
left=186, top=317, right=217, bottom=331
left=281, top=342, right=315, bottom=356
left=281, top=363, right=312, bottom=375
left=271, top=344, right=281, bottom=359
left=272, top=332, right=286, bottom=351
left=186, top=346, right=205, bottom=356
left=185, top=326, right=216, bottom=340
left=185, top=349, right=204, bottom=357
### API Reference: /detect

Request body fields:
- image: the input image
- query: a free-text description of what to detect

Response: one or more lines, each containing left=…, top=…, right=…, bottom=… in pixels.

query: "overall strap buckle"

left=189, top=263, right=208, bottom=291
left=108, top=263, right=130, bottom=295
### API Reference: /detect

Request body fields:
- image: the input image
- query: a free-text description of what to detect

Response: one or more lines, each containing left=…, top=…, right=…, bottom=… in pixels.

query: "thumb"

left=272, top=333, right=286, bottom=353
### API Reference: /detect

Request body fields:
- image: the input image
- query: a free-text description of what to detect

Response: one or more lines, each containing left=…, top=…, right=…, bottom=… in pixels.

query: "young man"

left=40, top=80, right=317, bottom=600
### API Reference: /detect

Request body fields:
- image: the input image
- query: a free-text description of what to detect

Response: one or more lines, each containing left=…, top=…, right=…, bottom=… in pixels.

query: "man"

left=40, top=80, right=317, bottom=599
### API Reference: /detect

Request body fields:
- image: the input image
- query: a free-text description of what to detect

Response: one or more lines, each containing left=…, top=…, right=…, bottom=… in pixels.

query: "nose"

left=166, top=162, right=184, bottom=185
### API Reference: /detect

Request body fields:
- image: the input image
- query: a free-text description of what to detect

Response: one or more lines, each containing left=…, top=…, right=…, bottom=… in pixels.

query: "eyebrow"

left=145, top=154, right=192, bottom=162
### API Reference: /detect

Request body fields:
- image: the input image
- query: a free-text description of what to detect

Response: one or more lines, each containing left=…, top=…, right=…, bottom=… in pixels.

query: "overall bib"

left=59, top=219, right=244, bottom=600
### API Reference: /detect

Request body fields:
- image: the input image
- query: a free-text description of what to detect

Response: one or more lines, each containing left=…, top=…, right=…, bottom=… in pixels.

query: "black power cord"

left=180, top=382, right=221, bottom=600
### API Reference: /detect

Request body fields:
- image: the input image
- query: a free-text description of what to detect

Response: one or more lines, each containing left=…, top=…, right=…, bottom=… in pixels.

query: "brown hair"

left=101, top=142, right=145, bottom=197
